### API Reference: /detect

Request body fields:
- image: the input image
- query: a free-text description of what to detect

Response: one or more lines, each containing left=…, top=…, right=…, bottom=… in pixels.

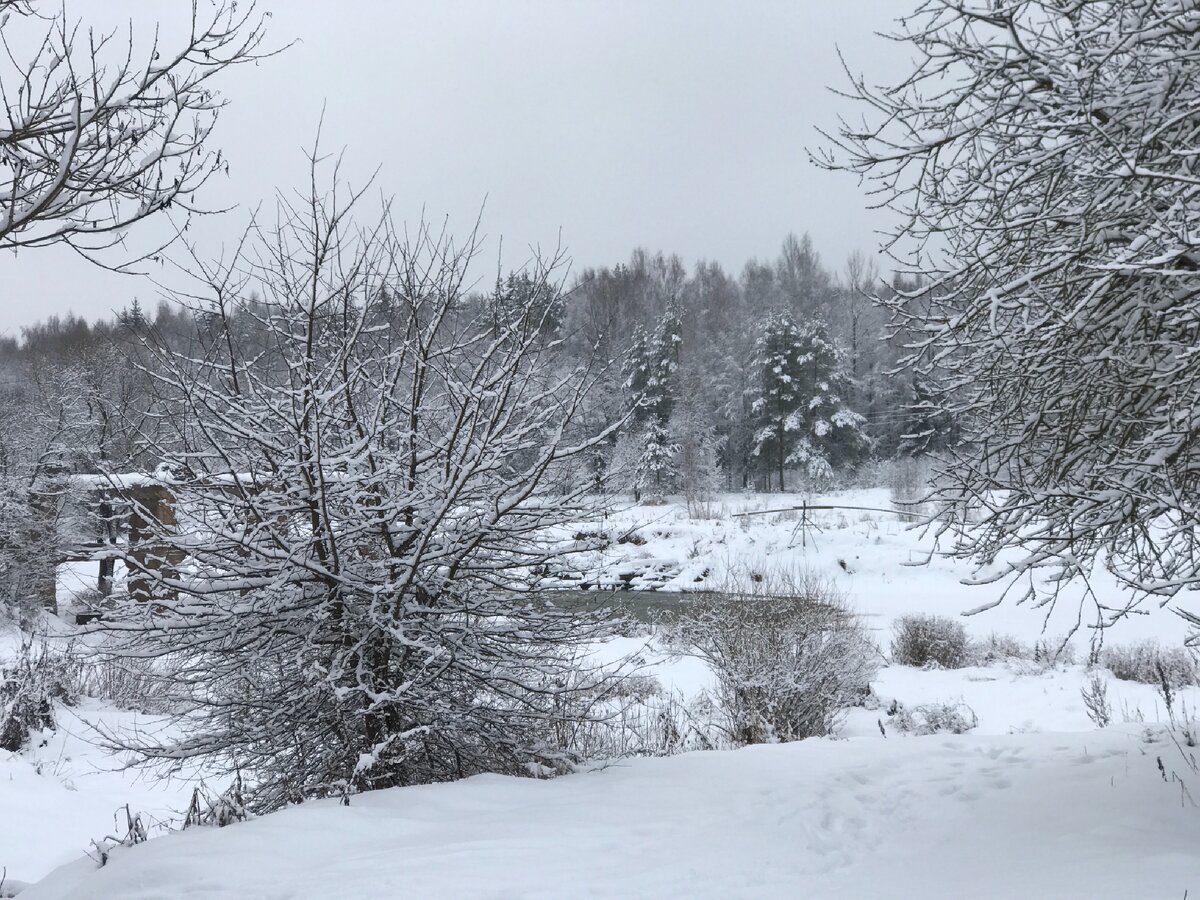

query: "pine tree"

left=622, top=300, right=684, bottom=493
left=485, top=272, right=564, bottom=339
left=750, top=313, right=868, bottom=490
left=118, top=299, right=147, bottom=332
left=897, top=375, right=959, bottom=458
left=638, top=417, right=680, bottom=497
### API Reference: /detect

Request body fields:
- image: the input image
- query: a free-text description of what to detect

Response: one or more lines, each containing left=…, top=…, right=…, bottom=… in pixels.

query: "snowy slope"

left=0, top=698, right=192, bottom=888
left=20, top=728, right=1198, bottom=900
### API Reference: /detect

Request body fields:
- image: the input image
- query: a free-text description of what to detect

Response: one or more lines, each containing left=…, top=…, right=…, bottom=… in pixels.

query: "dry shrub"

left=669, top=576, right=879, bottom=744
left=79, top=654, right=172, bottom=713
left=889, top=700, right=978, bottom=735
left=1099, top=641, right=1198, bottom=688
left=1081, top=673, right=1111, bottom=728
left=966, top=632, right=1030, bottom=665
left=891, top=614, right=968, bottom=669
left=559, top=678, right=726, bottom=761
left=964, top=633, right=1076, bottom=668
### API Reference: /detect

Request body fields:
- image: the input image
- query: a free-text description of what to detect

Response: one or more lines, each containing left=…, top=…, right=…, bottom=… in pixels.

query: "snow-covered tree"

left=622, top=299, right=684, bottom=494
left=897, top=374, right=959, bottom=459
left=484, top=271, right=564, bottom=340
left=819, top=0, right=1200, bottom=626
left=0, top=1, right=272, bottom=262
left=96, top=157, right=625, bottom=810
left=0, top=0, right=270, bottom=623
left=750, top=312, right=867, bottom=490
left=667, top=399, right=721, bottom=516
left=625, top=300, right=682, bottom=427
left=0, top=366, right=85, bottom=620
left=637, top=417, right=681, bottom=497
left=775, top=232, right=832, bottom=320
left=0, top=345, right=156, bottom=620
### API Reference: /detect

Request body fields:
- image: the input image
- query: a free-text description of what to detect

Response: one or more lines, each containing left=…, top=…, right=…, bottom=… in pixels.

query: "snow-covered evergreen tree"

left=621, top=299, right=685, bottom=494
left=484, top=271, right=564, bottom=340
left=897, top=375, right=959, bottom=458
left=625, top=300, right=682, bottom=426
left=749, top=312, right=868, bottom=490
left=638, top=417, right=681, bottom=497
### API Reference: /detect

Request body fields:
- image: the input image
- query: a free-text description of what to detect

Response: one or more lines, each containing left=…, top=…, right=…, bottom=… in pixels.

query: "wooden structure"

left=29, top=476, right=186, bottom=616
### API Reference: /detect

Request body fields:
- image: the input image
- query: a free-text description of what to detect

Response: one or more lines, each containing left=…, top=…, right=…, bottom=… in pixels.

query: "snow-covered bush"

left=888, top=700, right=977, bottom=736
left=965, top=632, right=1030, bottom=666
left=1033, top=637, right=1076, bottom=668
left=959, top=632, right=1077, bottom=672
left=669, top=578, right=879, bottom=744
left=1099, top=641, right=1198, bottom=688
left=0, top=638, right=80, bottom=751
left=891, top=614, right=967, bottom=669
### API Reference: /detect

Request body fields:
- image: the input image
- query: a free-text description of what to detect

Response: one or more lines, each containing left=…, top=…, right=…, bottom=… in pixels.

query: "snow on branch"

left=817, top=0, right=1200, bottom=626
left=0, top=0, right=279, bottom=266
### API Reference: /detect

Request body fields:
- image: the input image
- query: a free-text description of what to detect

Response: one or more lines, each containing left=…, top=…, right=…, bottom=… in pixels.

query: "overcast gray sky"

left=0, top=0, right=912, bottom=338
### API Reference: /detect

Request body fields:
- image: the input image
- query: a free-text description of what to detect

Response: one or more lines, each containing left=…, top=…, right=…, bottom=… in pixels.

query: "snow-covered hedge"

left=1098, top=641, right=1198, bottom=688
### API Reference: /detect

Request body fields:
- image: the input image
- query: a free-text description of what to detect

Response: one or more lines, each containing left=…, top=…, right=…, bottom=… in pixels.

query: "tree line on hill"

left=0, top=233, right=957, bottom=506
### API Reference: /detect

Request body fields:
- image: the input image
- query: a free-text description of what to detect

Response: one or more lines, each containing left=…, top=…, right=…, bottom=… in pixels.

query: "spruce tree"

left=750, top=313, right=868, bottom=490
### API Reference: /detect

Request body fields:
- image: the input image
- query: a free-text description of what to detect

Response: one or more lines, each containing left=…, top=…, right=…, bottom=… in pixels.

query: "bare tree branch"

left=817, top=0, right=1200, bottom=630
left=0, top=0, right=281, bottom=268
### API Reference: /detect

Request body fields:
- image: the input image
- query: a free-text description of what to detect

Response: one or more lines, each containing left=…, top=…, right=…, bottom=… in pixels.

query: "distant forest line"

left=1, top=232, right=951, bottom=495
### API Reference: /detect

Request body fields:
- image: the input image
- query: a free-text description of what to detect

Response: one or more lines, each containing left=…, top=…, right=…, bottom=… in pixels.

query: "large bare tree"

left=96, top=152, right=626, bottom=809
left=819, top=0, right=1200, bottom=631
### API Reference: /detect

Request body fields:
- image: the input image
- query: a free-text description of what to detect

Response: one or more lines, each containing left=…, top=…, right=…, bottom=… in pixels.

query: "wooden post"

left=97, top=557, right=115, bottom=597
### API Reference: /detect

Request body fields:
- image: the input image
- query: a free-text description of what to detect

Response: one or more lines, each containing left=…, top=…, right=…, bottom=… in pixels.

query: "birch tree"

left=820, top=0, right=1200, bottom=628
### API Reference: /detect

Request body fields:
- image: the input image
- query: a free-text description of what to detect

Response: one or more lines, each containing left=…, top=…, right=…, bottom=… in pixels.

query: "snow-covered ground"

left=555, top=490, right=1193, bottom=647
left=18, top=729, right=1198, bottom=900
left=4, top=491, right=1199, bottom=898
left=0, top=699, right=192, bottom=890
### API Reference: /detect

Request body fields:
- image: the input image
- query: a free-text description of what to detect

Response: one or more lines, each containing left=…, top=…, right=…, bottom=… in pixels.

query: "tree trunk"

left=778, top=433, right=786, bottom=493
